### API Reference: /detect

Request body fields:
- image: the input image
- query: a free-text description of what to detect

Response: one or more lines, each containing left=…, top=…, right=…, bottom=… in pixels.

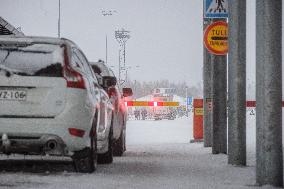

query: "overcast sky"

left=0, top=0, right=258, bottom=87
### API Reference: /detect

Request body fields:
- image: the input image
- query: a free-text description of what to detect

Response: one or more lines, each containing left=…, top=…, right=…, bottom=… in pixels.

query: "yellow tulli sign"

left=194, top=108, right=204, bottom=116
left=204, top=21, right=228, bottom=55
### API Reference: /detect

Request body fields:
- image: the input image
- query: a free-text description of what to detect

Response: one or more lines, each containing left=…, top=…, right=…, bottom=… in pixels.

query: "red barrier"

left=189, top=99, right=281, bottom=143
left=246, top=101, right=284, bottom=107
left=246, top=101, right=256, bottom=107
left=192, top=99, right=204, bottom=142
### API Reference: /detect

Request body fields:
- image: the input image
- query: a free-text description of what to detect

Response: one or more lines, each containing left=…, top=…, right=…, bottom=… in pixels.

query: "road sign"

left=187, top=97, right=193, bottom=105
left=204, top=0, right=228, bottom=18
left=204, top=21, right=228, bottom=55
left=195, top=108, right=204, bottom=116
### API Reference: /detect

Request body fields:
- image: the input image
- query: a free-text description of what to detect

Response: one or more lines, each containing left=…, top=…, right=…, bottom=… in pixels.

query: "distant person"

left=141, top=109, right=147, bottom=120
left=134, top=109, right=141, bottom=120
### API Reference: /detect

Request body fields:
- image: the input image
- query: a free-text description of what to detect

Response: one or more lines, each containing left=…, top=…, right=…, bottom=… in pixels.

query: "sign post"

left=211, top=33, right=227, bottom=154
left=203, top=0, right=228, bottom=150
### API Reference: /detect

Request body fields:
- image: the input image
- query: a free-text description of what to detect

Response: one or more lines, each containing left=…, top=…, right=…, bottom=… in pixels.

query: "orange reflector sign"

left=125, top=101, right=179, bottom=107
left=132, top=101, right=149, bottom=106
left=163, top=102, right=179, bottom=106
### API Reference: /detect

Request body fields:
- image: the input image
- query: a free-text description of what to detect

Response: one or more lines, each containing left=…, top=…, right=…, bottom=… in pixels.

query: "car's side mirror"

left=108, top=87, right=116, bottom=97
left=122, top=88, right=133, bottom=97
left=103, top=76, right=117, bottom=88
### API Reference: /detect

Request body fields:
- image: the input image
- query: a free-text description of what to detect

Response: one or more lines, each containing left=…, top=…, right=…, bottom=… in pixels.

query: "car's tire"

left=113, top=127, right=125, bottom=157
left=97, top=125, right=113, bottom=164
left=72, top=117, right=97, bottom=173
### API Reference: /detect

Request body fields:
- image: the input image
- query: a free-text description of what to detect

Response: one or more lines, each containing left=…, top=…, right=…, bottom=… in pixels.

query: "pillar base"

left=190, top=139, right=204, bottom=143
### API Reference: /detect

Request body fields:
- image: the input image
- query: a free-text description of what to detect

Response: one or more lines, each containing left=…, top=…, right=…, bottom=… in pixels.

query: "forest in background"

left=123, top=79, right=202, bottom=99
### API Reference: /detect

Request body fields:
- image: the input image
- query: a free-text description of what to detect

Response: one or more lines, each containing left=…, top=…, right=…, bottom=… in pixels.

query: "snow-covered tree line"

left=124, top=79, right=202, bottom=99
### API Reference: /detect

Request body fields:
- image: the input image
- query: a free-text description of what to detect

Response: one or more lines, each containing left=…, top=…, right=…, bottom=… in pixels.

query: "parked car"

left=93, top=71, right=114, bottom=164
left=91, top=61, right=132, bottom=156
left=0, top=36, right=113, bottom=172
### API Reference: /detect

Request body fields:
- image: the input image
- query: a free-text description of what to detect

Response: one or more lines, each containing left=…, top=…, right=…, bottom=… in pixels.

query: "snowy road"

left=0, top=114, right=277, bottom=189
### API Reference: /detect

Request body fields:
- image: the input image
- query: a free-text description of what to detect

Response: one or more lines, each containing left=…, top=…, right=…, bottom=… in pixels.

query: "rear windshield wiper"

left=0, top=64, right=13, bottom=73
left=0, top=50, right=32, bottom=76
left=0, top=64, right=30, bottom=77
left=0, top=64, right=12, bottom=77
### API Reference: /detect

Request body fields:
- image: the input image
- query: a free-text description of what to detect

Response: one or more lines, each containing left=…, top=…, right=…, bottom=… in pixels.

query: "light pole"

left=58, top=0, right=61, bottom=38
left=105, top=36, right=108, bottom=64
left=101, top=10, right=117, bottom=65
left=185, top=87, right=188, bottom=112
left=115, top=29, right=131, bottom=86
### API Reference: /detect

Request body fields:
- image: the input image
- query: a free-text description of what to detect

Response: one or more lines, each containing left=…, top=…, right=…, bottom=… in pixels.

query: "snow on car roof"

left=0, top=36, right=78, bottom=48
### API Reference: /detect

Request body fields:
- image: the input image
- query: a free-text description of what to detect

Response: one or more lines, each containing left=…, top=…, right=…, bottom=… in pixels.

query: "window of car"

left=71, top=50, right=85, bottom=73
left=72, top=48, right=99, bottom=84
left=96, top=63, right=115, bottom=78
left=0, top=43, right=64, bottom=77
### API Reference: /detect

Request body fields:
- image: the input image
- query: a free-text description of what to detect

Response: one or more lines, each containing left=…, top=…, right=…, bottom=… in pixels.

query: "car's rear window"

left=95, top=63, right=115, bottom=77
left=0, top=43, right=64, bottom=77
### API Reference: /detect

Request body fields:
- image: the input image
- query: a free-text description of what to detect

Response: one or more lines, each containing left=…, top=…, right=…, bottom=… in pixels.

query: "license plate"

left=0, top=89, right=27, bottom=101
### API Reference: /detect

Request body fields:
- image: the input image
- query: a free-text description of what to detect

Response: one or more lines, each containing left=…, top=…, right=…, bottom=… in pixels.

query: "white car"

left=96, top=77, right=115, bottom=164
left=0, top=36, right=113, bottom=172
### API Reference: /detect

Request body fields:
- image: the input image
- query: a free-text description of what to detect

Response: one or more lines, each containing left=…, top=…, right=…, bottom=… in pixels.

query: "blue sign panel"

left=204, top=0, right=228, bottom=18
left=187, top=97, right=193, bottom=105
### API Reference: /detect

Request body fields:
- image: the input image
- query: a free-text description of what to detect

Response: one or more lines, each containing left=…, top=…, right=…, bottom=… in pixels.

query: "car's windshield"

left=96, top=63, right=115, bottom=77
left=0, top=43, right=64, bottom=77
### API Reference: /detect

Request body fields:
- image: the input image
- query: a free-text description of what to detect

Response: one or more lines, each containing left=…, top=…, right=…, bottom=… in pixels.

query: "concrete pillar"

left=227, top=0, right=246, bottom=166
left=203, top=18, right=213, bottom=147
left=256, top=0, right=283, bottom=186
left=212, top=51, right=227, bottom=154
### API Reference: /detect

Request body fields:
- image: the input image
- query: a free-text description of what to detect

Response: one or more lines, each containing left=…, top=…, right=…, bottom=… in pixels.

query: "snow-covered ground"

left=0, top=111, right=278, bottom=189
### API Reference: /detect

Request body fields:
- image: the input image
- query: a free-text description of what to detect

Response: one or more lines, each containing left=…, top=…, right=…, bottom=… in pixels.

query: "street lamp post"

left=115, top=29, right=131, bottom=86
left=101, top=9, right=117, bottom=65
left=185, top=87, right=188, bottom=113
left=105, top=35, right=108, bottom=64
left=58, top=0, right=61, bottom=38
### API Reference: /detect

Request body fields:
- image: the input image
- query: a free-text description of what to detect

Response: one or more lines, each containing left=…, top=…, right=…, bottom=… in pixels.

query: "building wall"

left=0, top=17, right=24, bottom=36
